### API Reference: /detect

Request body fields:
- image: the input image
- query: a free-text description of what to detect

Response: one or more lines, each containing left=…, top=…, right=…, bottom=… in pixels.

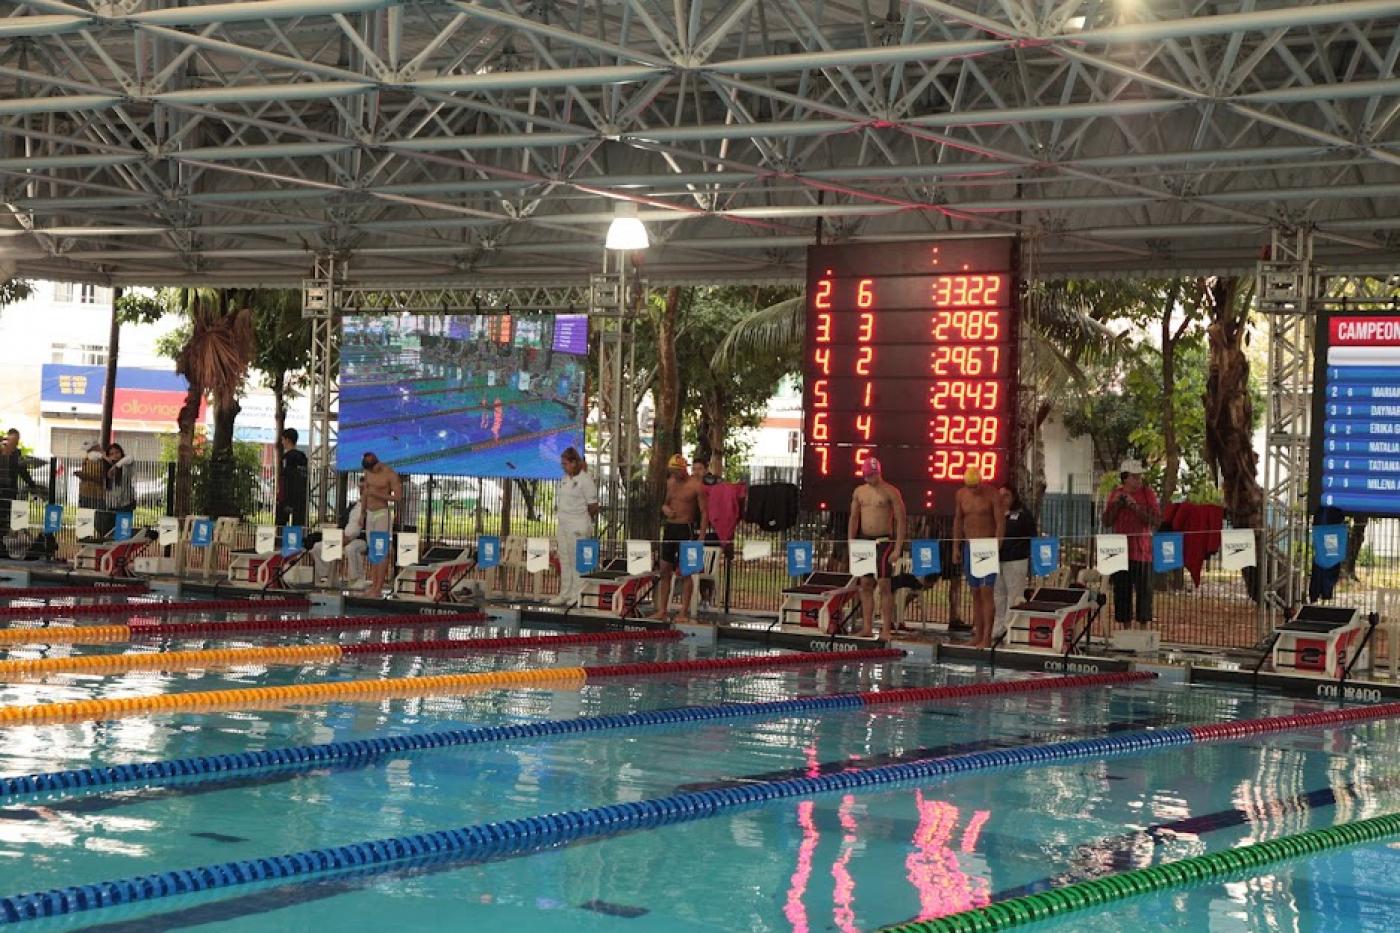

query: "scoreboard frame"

left=801, top=237, right=1020, bottom=516
left=1309, top=310, right=1400, bottom=517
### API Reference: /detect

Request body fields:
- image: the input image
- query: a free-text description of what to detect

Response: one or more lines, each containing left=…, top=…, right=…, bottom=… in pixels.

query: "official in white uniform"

left=313, top=502, right=368, bottom=587
left=553, top=447, right=599, bottom=606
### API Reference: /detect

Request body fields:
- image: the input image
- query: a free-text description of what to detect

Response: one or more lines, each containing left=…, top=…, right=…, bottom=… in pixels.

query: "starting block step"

left=892, top=639, right=935, bottom=664
left=0, top=568, right=30, bottom=587
left=675, top=621, right=716, bottom=648
left=1109, top=629, right=1161, bottom=654
left=309, top=592, right=346, bottom=614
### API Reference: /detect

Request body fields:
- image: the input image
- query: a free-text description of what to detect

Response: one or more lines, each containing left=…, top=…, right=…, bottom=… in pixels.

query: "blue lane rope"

left=0, top=695, right=868, bottom=800
left=0, top=727, right=1196, bottom=923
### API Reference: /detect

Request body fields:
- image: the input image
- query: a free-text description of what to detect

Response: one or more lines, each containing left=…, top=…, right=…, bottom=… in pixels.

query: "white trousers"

left=994, top=558, right=1030, bottom=636
left=313, top=539, right=366, bottom=584
left=556, top=517, right=593, bottom=601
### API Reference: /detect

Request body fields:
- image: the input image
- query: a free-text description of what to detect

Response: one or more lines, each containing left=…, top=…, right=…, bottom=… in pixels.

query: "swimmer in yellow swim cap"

left=953, top=462, right=1004, bottom=649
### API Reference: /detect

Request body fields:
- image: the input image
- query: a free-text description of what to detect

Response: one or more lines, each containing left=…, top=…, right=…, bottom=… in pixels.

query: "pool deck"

left=4, top=559, right=1400, bottom=705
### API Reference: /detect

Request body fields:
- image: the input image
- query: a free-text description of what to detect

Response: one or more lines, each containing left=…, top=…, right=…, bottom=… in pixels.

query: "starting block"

left=1004, top=587, right=1096, bottom=653
left=779, top=572, right=859, bottom=633
left=578, top=558, right=656, bottom=618
left=393, top=546, right=482, bottom=603
left=73, top=534, right=155, bottom=578
left=1273, top=605, right=1371, bottom=678
left=227, top=549, right=312, bottom=588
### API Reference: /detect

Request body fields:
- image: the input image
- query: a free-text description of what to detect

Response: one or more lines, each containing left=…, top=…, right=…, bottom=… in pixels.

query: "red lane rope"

left=582, top=647, right=904, bottom=677
left=1189, top=701, right=1400, bottom=740
left=0, top=596, right=309, bottom=619
left=860, top=671, right=1154, bottom=705
left=0, top=584, right=149, bottom=599
left=338, top=629, right=683, bottom=655
left=127, top=612, right=487, bottom=636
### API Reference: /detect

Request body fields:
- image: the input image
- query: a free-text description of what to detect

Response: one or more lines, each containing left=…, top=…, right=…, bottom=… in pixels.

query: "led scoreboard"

left=802, top=238, right=1019, bottom=515
left=1312, top=315, right=1400, bottom=516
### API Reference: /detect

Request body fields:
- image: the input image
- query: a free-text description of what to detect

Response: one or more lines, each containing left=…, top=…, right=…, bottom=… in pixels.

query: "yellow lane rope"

left=0, top=666, right=589, bottom=727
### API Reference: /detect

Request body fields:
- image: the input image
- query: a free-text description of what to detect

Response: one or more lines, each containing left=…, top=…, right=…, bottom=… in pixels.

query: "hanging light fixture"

left=604, top=201, right=649, bottom=251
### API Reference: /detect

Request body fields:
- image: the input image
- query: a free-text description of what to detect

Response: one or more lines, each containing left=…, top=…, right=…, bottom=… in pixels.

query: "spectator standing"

left=277, top=428, right=308, bottom=527
left=102, top=443, right=136, bottom=531
left=994, top=486, right=1038, bottom=637
left=0, top=429, right=42, bottom=536
left=552, top=447, right=599, bottom=606
left=77, top=443, right=110, bottom=537
left=1101, top=458, right=1161, bottom=629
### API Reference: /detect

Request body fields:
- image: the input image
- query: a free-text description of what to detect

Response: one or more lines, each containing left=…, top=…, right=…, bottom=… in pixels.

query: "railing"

left=9, top=458, right=1399, bottom=656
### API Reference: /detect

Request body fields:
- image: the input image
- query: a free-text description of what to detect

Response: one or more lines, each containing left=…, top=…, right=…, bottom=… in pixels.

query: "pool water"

left=0, top=599, right=1396, bottom=931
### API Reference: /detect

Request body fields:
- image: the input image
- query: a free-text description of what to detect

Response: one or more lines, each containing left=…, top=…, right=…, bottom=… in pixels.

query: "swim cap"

left=964, top=466, right=981, bottom=486
left=862, top=457, right=882, bottom=478
left=667, top=453, right=687, bottom=471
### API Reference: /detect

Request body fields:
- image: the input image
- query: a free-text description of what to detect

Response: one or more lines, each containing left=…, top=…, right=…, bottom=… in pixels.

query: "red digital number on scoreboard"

left=929, top=380, right=1003, bottom=412
left=929, top=449, right=1001, bottom=482
left=931, top=309, right=1002, bottom=341
left=801, top=241, right=1017, bottom=514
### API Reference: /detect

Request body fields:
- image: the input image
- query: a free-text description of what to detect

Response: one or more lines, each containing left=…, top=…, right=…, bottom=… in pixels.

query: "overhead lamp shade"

left=604, top=201, right=649, bottom=250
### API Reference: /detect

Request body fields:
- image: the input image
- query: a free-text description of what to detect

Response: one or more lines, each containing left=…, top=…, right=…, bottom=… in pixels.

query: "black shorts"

left=859, top=537, right=895, bottom=580
left=660, top=522, right=695, bottom=566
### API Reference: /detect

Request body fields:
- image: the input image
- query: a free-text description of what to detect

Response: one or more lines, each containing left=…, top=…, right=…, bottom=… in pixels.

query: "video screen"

left=338, top=312, right=587, bottom=478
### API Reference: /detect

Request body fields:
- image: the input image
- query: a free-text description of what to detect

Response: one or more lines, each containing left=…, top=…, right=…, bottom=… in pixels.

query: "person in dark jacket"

left=0, top=429, right=42, bottom=535
left=277, top=428, right=309, bottom=527
left=994, top=485, right=1038, bottom=635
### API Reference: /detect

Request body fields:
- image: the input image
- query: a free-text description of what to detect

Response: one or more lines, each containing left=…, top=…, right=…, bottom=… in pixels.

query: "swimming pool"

left=0, top=592, right=1396, bottom=931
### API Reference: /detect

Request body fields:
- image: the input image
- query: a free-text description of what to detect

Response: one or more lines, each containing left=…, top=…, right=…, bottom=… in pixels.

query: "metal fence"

left=10, top=456, right=1400, bottom=656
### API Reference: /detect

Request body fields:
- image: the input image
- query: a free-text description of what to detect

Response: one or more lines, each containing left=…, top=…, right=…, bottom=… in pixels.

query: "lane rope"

left=0, top=630, right=682, bottom=678
left=10, top=676, right=1400, bottom=924
left=0, top=611, right=487, bottom=645
left=0, top=649, right=902, bottom=727
left=0, top=672, right=1151, bottom=800
left=0, top=597, right=308, bottom=620
left=5, top=706, right=1379, bottom=926
left=879, top=812, right=1400, bottom=931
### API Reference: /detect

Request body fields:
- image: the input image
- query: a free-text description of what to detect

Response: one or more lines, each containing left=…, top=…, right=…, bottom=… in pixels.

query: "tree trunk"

left=1203, top=276, right=1264, bottom=602
left=516, top=479, right=540, bottom=522
left=644, top=286, right=683, bottom=539
left=706, top=397, right=727, bottom=475
left=1203, top=277, right=1262, bottom=530
left=1344, top=515, right=1369, bottom=581
left=272, top=376, right=287, bottom=507
left=206, top=398, right=241, bottom=518
left=174, top=382, right=203, bottom=517
left=1160, top=297, right=1179, bottom=503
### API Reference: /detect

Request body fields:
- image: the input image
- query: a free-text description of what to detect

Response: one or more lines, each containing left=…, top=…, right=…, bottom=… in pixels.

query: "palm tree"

left=171, top=289, right=255, bottom=517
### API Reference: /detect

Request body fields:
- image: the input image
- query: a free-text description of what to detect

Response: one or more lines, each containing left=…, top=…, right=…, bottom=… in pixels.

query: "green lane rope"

left=881, top=811, right=1400, bottom=932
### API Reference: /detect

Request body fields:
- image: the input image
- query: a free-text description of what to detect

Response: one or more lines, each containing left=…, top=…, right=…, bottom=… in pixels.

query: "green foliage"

left=114, top=288, right=171, bottom=325
left=630, top=285, right=800, bottom=468
left=250, top=291, right=310, bottom=404
left=193, top=442, right=264, bottom=519
left=1125, top=336, right=1212, bottom=486
left=0, top=279, right=33, bottom=308
left=1062, top=363, right=1141, bottom=476
left=1359, top=545, right=1376, bottom=570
